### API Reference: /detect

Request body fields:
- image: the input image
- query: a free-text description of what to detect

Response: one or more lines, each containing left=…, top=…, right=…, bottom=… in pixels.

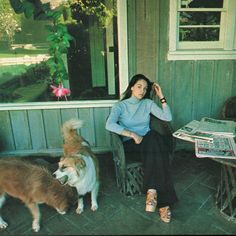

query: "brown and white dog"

left=53, top=119, right=99, bottom=214
left=0, top=157, right=75, bottom=232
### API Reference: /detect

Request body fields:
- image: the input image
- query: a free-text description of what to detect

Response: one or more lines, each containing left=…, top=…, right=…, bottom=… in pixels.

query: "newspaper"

left=173, top=120, right=214, bottom=143
left=195, top=137, right=236, bottom=159
left=198, top=117, right=236, bottom=137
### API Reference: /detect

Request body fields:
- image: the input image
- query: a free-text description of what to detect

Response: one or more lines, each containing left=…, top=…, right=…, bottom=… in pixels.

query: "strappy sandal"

left=159, top=206, right=171, bottom=223
left=145, top=190, right=157, bottom=212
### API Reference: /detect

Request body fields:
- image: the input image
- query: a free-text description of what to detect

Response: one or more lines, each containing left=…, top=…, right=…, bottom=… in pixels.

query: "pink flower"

left=50, top=83, right=70, bottom=100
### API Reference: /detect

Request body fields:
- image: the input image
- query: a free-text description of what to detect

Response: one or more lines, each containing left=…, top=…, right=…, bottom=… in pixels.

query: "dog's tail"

left=62, top=119, right=84, bottom=144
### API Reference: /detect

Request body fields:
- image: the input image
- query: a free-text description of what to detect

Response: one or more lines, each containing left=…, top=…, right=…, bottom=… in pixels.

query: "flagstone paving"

left=1, top=150, right=236, bottom=235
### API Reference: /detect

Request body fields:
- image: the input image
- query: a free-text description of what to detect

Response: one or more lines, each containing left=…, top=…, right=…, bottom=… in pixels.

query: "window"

left=0, top=0, right=120, bottom=103
left=168, top=0, right=236, bottom=60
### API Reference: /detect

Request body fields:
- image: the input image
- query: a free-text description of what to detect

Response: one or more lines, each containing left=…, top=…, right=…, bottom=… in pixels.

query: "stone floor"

left=0, top=150, right=236, bottom=235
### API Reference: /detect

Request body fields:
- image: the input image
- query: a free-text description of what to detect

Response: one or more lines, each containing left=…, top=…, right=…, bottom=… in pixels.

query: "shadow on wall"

left=0, top=136, right=6, bottom=153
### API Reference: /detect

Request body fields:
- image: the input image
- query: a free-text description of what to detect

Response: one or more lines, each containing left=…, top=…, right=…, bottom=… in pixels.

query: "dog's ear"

left=75, top=159, right=86, bottom=173
left=76, top=159, right=86, bottom=169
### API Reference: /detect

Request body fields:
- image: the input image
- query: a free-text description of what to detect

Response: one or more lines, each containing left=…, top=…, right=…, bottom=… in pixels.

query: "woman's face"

left=131, top=79, right=148, bottom=100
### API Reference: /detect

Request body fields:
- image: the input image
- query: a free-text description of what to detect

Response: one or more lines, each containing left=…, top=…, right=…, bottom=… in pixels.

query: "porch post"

left=117, top=0, right=129, bottom=96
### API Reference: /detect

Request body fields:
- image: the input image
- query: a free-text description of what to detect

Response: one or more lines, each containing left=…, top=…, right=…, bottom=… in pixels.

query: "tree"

left=0, top=0, right=21, bottom=48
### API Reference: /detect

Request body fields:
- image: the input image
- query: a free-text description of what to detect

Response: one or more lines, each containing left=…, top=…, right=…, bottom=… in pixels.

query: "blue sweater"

left=106, top=96, right=172, bottom=141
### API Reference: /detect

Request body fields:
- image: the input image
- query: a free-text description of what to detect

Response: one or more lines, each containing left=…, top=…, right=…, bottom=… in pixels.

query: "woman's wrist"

left=160, top=97, right=167, bottom=104
left=122, top=130, right=134, bottom=138
left=129, top=131, right=134, bottom=138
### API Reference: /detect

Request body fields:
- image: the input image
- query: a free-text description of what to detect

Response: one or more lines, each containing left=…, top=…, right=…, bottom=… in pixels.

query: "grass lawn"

left=0, top=64, right=28, bottom=85
left=13, top=81, right=49, bottom=102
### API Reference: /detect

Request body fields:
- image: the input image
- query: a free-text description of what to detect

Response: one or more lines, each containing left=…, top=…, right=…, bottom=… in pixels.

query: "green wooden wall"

left=127, top=0, right=236, bottom=134
left=0, top=106, right=112, bottom=157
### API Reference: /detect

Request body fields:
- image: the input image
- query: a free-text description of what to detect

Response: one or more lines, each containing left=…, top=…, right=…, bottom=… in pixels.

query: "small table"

left=212, top=158, right=236, bottom=223
left=173, top=117, right=236, bottom=222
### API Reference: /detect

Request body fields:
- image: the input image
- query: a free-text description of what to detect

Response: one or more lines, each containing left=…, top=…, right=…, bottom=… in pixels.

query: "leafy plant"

left=69, top=0, right=116, bottom=28
left=44, top=8, right=73, bottom=85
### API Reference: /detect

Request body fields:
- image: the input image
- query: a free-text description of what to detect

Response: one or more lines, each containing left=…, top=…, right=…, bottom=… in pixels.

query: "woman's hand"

left=130, top=132, right=143, bottom=144
left=152, top=83, right=164, bottom=99
left=121, top=129, right=143, bottom=144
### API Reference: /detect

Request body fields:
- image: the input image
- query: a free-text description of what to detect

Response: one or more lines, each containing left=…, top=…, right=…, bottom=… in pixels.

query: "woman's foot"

left=159, top=206, right=171, bottom=223
left=145, top=189, right=157, bottom=212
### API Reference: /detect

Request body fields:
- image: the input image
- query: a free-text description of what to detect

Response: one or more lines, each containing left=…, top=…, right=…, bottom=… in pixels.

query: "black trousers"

left=123, top=130, right=178, bottom=208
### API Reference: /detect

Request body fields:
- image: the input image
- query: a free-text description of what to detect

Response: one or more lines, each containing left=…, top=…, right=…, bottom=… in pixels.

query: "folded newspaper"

left=195, top=136, right=236, bottom=159
left=173, top=118, right=236, bottom=143
left=172, top=120, right=215, bottom=143
left=198, top=117, right=236, bottom=137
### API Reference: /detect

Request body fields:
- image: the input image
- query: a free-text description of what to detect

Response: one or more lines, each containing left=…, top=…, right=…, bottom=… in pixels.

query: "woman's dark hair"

left=121, top=74, right=153, bottom=100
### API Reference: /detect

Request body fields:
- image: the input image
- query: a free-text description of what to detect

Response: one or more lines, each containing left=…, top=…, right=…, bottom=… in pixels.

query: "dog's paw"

left=56, top=208, right=66, bottom=215
left=0, top=219, right=8, bottom=229
left=91, top=204, right=98, bottom=211
left=76, top=207, right=84, bottom=214
left=32, top=220, right=40, bottom=232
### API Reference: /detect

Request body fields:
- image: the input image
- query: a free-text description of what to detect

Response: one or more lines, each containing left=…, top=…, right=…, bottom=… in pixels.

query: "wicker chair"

left=215, top=96, right=236, bottom=221
left=220, top=96, right=236, bottom=121
left=110, top=116, right=175, bottom=196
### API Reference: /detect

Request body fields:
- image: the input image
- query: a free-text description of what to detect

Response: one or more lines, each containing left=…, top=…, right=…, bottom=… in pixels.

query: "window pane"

left=0, top=9, right=51, bottom=103
left=67, top=5, right=119, bottom=101
left=179, top=27, right=220, bottom=41
left=181, top=0, right=223, bottom=8
left=0, top=0, right=119, bottom=103
left=180, top=12, right=221, bottom=25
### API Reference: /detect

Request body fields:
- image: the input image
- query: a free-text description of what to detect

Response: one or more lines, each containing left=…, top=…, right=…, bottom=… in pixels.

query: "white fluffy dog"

left=53, top=119, right=99, bottom=214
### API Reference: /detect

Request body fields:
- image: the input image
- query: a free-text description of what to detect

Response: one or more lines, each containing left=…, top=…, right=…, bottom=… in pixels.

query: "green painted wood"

left=212, top=60, right=235, bottom=117
left=130, top=0, right=236, bottom=132
left=60, top=108, right=79, bottom=123
left=60, top=108, right=81, bottom=137
left=172, top=61, right=194, bottom=128
left=0, top=106, right=113, bottom=156
left=0, top=111, right=15, bottom=151
left=233, top=61, right=236, bottom=94
left=196, top=61, right=215, bottom=119
left=42, top=109, right=63, bottom=149
left=127, top=0, right=136, bottom=78
left=93, top=107, right=111, bottom=148
left=78, top=108, right=96, bottom=146
left=158, top=0, right=173, bottom=110
left=135, top=0, right=145, bottom=75
left=135, top=0, right=158, bottom=79
left=191, top=60, right=200, bottom=120
left=10, top=110, right=31, bottom=150
left=28, top=110, right=47, bottom=150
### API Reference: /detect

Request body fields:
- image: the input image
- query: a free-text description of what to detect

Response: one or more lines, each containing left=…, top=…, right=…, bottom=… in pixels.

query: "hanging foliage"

left=44, top=7, right=73, bottom=85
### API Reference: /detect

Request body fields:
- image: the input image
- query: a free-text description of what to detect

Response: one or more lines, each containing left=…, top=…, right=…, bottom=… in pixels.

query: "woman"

left=105, top=74, right=178, bottom=223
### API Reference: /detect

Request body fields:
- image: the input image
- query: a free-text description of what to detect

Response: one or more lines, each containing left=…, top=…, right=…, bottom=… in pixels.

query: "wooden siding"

left=0, top=106, right=112, bottom=157
left=128, top=0, right=236, bottom=133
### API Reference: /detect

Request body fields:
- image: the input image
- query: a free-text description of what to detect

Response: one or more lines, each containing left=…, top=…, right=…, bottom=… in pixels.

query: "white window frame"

left=0, top=0, right=128, bottom=110
left=168, top=0, right=236, bottom=60
left=117, top=0, right=129, bottom=96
